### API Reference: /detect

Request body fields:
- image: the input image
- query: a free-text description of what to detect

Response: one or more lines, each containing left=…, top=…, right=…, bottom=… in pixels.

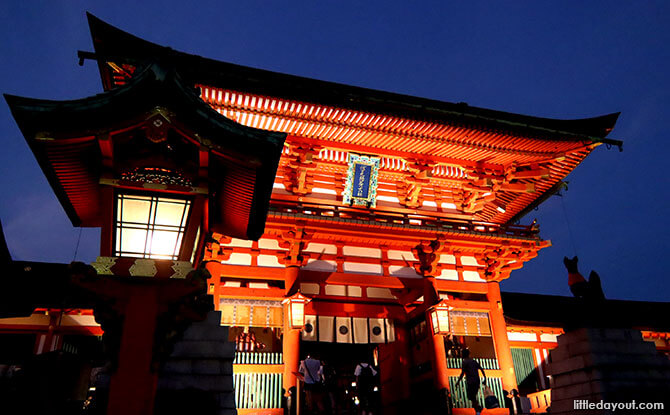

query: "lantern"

left=282, top=292, right=312, bottom=329
left=427, top=300, right=451, bottom=335
left=115, top=194, right=192, bottom=260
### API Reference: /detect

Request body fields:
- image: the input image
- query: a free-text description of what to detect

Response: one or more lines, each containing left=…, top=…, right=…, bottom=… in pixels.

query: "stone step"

left=182, top=322, right=229, bottom=342
left=162, top=358, right=234, bottom=376
left=171, top=340, right=235, bottom=359
left=158, top=373, right=234, bottom=392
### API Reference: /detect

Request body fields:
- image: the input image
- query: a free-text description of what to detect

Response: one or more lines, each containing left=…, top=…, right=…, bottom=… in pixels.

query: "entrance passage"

left=300, top=342, right=379, bottom=415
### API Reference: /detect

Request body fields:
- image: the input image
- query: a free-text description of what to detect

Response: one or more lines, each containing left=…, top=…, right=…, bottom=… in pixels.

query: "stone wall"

left=548, top=328, right=670, bottom=414
left=156, top=311, right=236, bottom=415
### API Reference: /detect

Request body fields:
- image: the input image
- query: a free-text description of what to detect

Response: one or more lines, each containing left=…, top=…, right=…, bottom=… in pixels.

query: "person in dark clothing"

left=321, top=360, right=338, bottom=414
left=503, top=390, right=515, bottom=415
left=455, top=349, right=486, bottom=413
left=299, top=354, right=325, bottom=414
left=483, top=385, right=500, bottom=409
left=354, top=361, right=378, bottom=415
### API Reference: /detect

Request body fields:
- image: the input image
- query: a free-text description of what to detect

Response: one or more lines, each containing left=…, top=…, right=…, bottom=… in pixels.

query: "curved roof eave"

left=4, top=63, right=285, bottom=156
left=86, top=13, right=621, bottom=146
left=5, top=63, right=286, bottom=237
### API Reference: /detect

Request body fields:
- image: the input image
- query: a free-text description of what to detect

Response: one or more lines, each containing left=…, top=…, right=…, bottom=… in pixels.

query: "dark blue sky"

left=1, top=2, right=668, bottom=301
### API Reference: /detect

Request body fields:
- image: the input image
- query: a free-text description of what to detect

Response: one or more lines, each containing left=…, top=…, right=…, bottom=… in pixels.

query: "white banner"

left=302, top=315, right=318, bottom=341
left=369, top=318, right=386, bottom=343
left=353, top=317, right=369, bottom=344
left=385, top=318, right=396, bottom=342
left=335, top=317, right=353, bottom=343
left=318, top=316, right=334, bottom=343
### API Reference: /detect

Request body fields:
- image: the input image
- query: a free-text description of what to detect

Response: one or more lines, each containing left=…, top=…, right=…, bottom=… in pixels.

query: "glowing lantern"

left=282, top=292, right=311, bottom=329
left=115, top=194, right=192, bottom=260
left=427, top=300, right=451, bottom=335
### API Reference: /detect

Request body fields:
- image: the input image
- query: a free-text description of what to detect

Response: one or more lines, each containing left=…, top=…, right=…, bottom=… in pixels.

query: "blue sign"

left=352, top=163, right=372, bottom=199
left=343, top=154, right=380, bottom=207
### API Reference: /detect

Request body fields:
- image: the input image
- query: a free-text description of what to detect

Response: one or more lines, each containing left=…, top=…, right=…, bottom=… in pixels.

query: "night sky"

left=1, top=2, right=668, bottom=301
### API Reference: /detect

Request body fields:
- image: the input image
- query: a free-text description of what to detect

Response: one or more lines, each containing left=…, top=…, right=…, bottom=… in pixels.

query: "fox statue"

left=563, top=256, right=605, bottom=301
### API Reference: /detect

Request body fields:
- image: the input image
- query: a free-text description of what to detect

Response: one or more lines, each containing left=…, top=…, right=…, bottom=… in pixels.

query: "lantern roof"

left=5, top=63, right=286, bottom=239
left=281, top=291, right=312, bottom=304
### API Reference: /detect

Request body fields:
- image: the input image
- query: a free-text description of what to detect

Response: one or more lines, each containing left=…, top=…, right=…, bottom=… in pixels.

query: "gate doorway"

left=300, top=342, right=379, bottom=415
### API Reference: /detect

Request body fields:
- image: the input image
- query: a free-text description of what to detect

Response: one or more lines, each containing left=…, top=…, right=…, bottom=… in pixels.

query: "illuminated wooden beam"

left=510, top=168, right=550, bottom=180
left=219, top=287, right=285, bottom=299
left=498, top=182, right=536, bottom=193
left=208, top=263, right=286, bottom=280
left=306, top=299, right=406, bottom=320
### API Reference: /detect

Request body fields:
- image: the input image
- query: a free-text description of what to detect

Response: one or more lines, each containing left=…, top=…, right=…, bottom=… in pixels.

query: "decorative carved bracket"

left=398, top=159, right=433, bottom=208
left=143, top=107, right=173, bottom=143
left=475, top=246, right=539, bottom=282
left=282, top=144, right=321, bottom=195
left=454, top=162, right=542, bottom=214
left=411, top=235, right=449, bottom=277
left=203, top=232, right=233, bottom=262
left=278, top=227, right=312, bottom=267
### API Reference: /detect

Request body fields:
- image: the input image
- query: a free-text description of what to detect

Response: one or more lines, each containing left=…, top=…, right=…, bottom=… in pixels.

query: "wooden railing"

left=268, top=201, right=539, bottom=238
left=234, top=352, right=283, bottom=364
left=448, top=376, right=505, bottom=409
left=233, top=372, right=283, bottom=409
left=528, top=388, right=551, bottom=413
left=447, top=357, right=500, bottom=370
left=233, top=352, right=284, bottom=410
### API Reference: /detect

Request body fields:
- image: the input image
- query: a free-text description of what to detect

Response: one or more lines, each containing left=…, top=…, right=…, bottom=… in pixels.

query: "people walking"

left=299, top=354, right=325, bottom=414
left=455, top=349, right=486, bottom=414
left=354, top=361, right=378, bottom=415
left=321, top=360, right=338, bottom=414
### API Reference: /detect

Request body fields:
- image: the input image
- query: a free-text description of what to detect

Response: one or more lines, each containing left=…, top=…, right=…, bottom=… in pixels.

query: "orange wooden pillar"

left=283, top=266, right=301, bottom=396
left=424, top=276, right=449, bottom=392
left=39, top=310, right=61, bottom=354
left=205, top=261, right=221, bottom=310
left=487, top=281, right=518, bottom=392
left=284, top=264, right=300, bottom=295
left=379, top=323, right=411, bottom=413
left=107, top=286, right=160, bottom=415
left=429, top=331, right=450, bottom=391
left=283, top=311, right=301, bottom=398
left=72, top=268, right=206, bottom=415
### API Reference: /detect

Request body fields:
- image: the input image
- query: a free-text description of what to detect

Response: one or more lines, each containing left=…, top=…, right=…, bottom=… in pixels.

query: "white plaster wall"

left=304, top=243, right=338, bottom=255
left=437, top=269, right=459, bottom=280
left=507, top=332, right=537, bottom=342
left=366, top=287, right=396, bottom=299
left=226, top=238, right=253, bottom=248
left=462, top=270, right=486, bottom=282
left=343, top=262, right=383, bottom=275
left=389, top=266, right=421, bottom=278
left=540, top=333, right=559, bottom=343
left=221, top=253, right=252, bottom=265
left=303, top=259, right=337, bottom=271
left=342, top=246, right=382, bottom=258
left=460, top=256, right=480, bottom=266
left=387, top=250, right=416, bottom=261
left=439, top=254, right=456, bottom=264
left=300, top=283, right=320, bottom=295
left=257, top=254, right=282, bottom=267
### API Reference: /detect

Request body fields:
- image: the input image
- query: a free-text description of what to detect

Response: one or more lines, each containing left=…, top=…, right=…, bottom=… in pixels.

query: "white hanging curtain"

left=369, top=318, right=386, bottom=343
left=302, top=315, right=318, bottom=341
left=299, top=316, right=395, bottom=344
left=353, top=317, right=369, bottom=344
left=318, top=316, right=335, bottom=342
left=335, top=317, right=353, bottom=343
